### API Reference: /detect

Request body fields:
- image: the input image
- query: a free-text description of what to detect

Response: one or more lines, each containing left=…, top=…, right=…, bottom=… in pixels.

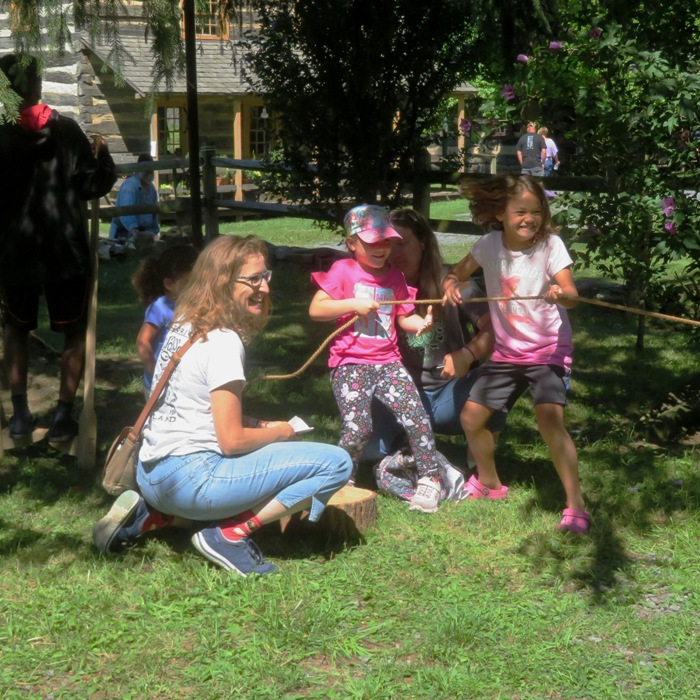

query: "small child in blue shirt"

left=132, top=243, right=198, bottom=393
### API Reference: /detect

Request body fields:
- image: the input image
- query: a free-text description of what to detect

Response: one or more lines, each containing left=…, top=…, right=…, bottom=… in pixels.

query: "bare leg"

left=534, top=403, right=585, bottom=511
left=249, top=497, right=311, bottom=526
left=3, top=324, right=30, bottom=396
left=58, top=325, right=86, bottom=403
left=461, top=400, right=502, bottom=489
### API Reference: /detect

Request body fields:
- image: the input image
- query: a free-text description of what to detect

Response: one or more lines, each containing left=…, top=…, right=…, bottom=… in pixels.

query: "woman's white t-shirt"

left=139, top=323, right=246, bottom=462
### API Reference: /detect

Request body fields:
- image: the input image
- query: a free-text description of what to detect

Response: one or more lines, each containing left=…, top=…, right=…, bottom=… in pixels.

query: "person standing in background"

left=538, top=127, right=559, bottom=176
left=516, top=121, right=546, bottom=176
left=0, top=53, right=117, bottom=442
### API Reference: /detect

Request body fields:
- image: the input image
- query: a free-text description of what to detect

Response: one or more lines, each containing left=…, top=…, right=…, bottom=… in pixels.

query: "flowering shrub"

left=477, top=20, right=700, bottom=346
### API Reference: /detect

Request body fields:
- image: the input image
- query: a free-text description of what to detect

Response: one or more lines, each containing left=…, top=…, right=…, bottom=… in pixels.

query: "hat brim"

left=355, top=227, right=402, bottom=244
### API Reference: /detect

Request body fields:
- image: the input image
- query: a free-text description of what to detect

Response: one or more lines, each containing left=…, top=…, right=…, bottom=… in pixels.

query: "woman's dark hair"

left=389, top=209, right=444, bottom=318
left=132, top=243, right=199, bottom=306
left=461, top=174, right=555, bottom=246
left=0, top=53, right=41, bottom=101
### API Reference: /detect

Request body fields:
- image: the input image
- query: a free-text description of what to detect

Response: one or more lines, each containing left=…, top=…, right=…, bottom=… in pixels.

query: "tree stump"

left=279, top=485, right=377, bottom=549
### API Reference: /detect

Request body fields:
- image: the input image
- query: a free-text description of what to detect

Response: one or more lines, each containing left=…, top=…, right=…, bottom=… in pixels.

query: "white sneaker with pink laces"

left=408, top=477, right=441, bottom=513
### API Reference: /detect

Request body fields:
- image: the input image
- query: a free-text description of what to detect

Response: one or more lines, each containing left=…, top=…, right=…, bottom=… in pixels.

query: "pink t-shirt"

left=311, top=258, right=415, bottom=368
left=470, top=231, right=574, bottom=369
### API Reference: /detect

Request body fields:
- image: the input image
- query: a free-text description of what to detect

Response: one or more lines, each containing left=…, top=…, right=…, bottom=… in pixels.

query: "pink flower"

left=662, top=196, right=675, bottom=216
left=460, top=118, right=472, bottom=134
left=516, top=54, right=529, bottom=63
left=549, top=41, right=563, bottom=50
left=501, top=84, right=516, bottom=100
left=589, top=28, right=602, bottom=39
left=544, top=190, right=558, bottom=199
left=664, top=221, right=676, bottom=234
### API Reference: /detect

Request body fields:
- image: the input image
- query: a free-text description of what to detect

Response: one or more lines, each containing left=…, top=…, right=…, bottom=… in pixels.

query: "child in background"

left=132, top=243, right=198, bottom=393
left=443, top=175, right=590, bottom=533
left=309, top=204, right=442, bottom=513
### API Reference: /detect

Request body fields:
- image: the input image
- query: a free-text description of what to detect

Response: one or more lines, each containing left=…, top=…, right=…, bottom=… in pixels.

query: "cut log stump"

left=279, top=485, right=377, bottom=549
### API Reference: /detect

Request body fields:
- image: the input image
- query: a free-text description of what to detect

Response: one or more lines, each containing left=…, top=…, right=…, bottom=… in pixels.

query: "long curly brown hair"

left=461, top=174, right=556, bottom=247
left=173, top=235, right=271, bottom=344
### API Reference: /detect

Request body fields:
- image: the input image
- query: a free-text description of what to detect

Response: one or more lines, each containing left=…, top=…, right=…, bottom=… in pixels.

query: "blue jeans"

left=137, top=442, right=352, bottom=523
left=521, top=166, right=545, bottom=177
left=363, top=371, right=507, bottom=462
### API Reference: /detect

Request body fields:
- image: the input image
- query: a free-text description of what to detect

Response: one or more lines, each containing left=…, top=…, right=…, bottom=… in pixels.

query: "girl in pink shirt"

left=443, top=175, right=589, bottom=533
left=310, top=205, right=442, bottom=513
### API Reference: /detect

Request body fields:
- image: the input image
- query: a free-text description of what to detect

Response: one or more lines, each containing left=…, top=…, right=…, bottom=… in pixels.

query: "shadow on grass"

left=0, top=525, right=90, bottom=564
left=2, top=258, right=698, bottom=595
left=489, top=426, right=700, bottom=598
left=0, top=444, right=97, bottom=500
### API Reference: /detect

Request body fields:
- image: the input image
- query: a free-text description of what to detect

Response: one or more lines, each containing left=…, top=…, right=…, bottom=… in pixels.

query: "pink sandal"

left=557, top=508, right=591, bottom=534
left=463, top=474, right=509, bottom=500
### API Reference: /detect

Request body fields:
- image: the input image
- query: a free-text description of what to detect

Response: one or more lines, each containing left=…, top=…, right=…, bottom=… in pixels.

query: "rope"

left=250, top=315, right=358, bottom=382
left=251, top=293, right=699, bottom=383
left=560, top=293, right=700, bottom=328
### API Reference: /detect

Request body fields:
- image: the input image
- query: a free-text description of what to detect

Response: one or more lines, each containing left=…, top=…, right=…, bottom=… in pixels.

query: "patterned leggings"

left=330, top=362, right=438, bottom=480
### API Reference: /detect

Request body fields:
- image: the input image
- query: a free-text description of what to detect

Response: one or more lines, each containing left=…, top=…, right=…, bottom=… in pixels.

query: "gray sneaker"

left=408, top=476, right=441, bottom=513
left=93, top=490, right=143, bottom=554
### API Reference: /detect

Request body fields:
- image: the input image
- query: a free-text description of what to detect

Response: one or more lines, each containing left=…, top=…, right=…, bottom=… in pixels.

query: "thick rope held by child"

left=251, top=294, right=700, bottom=383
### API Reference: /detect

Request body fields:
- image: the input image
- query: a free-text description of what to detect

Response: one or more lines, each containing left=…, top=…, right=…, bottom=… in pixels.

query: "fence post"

left=201, top=146, right=218, bottom=244
left=412, top=147, right=431, bottom=219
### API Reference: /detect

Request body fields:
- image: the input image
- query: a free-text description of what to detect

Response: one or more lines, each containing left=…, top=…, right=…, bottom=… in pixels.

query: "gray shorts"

left=468, top=361, right=570, bottom=412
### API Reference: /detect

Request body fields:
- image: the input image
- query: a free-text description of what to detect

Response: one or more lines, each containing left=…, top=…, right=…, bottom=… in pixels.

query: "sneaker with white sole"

left=93, top=490, right=144, bottom=553
left=93, top=492, right=174, bottom=554
left=408, top=476, right=441, bottom=513
left=191, top=528, right=278, bottom=576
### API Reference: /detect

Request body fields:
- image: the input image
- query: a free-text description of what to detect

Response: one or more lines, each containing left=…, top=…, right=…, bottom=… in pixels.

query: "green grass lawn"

left=2, top=224, right=699, bottom=699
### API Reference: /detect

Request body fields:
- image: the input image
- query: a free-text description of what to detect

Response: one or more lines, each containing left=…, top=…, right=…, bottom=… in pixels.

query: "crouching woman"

left=94, top=235, right=352, bottom=575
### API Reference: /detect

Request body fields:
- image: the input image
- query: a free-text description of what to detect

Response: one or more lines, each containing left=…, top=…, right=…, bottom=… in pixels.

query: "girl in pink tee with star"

left=443, top=175, right=590, bottom=533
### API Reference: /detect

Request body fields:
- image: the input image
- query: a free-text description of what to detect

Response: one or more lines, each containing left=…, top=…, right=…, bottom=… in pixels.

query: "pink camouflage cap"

left=343, top=205, right=402, bottom=244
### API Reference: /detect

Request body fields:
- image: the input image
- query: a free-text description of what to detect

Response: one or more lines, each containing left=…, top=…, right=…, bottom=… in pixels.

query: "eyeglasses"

left=236, top=269, right=272, bottom=287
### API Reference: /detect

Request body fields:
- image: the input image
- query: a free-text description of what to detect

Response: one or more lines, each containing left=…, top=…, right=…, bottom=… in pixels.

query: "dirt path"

left=1, top=335, right=142, bottom=445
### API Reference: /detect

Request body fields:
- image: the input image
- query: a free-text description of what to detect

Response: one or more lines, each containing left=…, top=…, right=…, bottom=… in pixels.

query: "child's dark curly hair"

left=132, top=243, right=199, bottom=306
left=461, top=174, right=556, bottom=247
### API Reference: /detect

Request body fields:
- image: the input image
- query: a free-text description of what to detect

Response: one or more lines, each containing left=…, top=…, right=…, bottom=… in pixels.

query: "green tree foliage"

left=2, top=0, right=556, bottom=207
left=244, top=0, right=481, bottom=209
left=244, top=0, right=562, bottom=212
left=477, top=4, right=700, bottom=348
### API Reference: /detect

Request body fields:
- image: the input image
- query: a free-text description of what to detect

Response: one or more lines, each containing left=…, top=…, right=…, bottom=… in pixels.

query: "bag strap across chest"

left=130, top=332, right=201, bottom=438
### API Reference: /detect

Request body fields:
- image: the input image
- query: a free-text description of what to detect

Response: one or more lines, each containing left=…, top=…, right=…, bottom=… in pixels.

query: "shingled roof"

left=81, top=33, right=253, bottom=96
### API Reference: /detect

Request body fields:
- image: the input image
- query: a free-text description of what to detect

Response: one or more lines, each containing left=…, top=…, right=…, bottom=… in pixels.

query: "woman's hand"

left=442, top=347, right=474, bottom=379
left=212, top=383, right=298, bottom=454
left=259, top=420, right=297, bottom=441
